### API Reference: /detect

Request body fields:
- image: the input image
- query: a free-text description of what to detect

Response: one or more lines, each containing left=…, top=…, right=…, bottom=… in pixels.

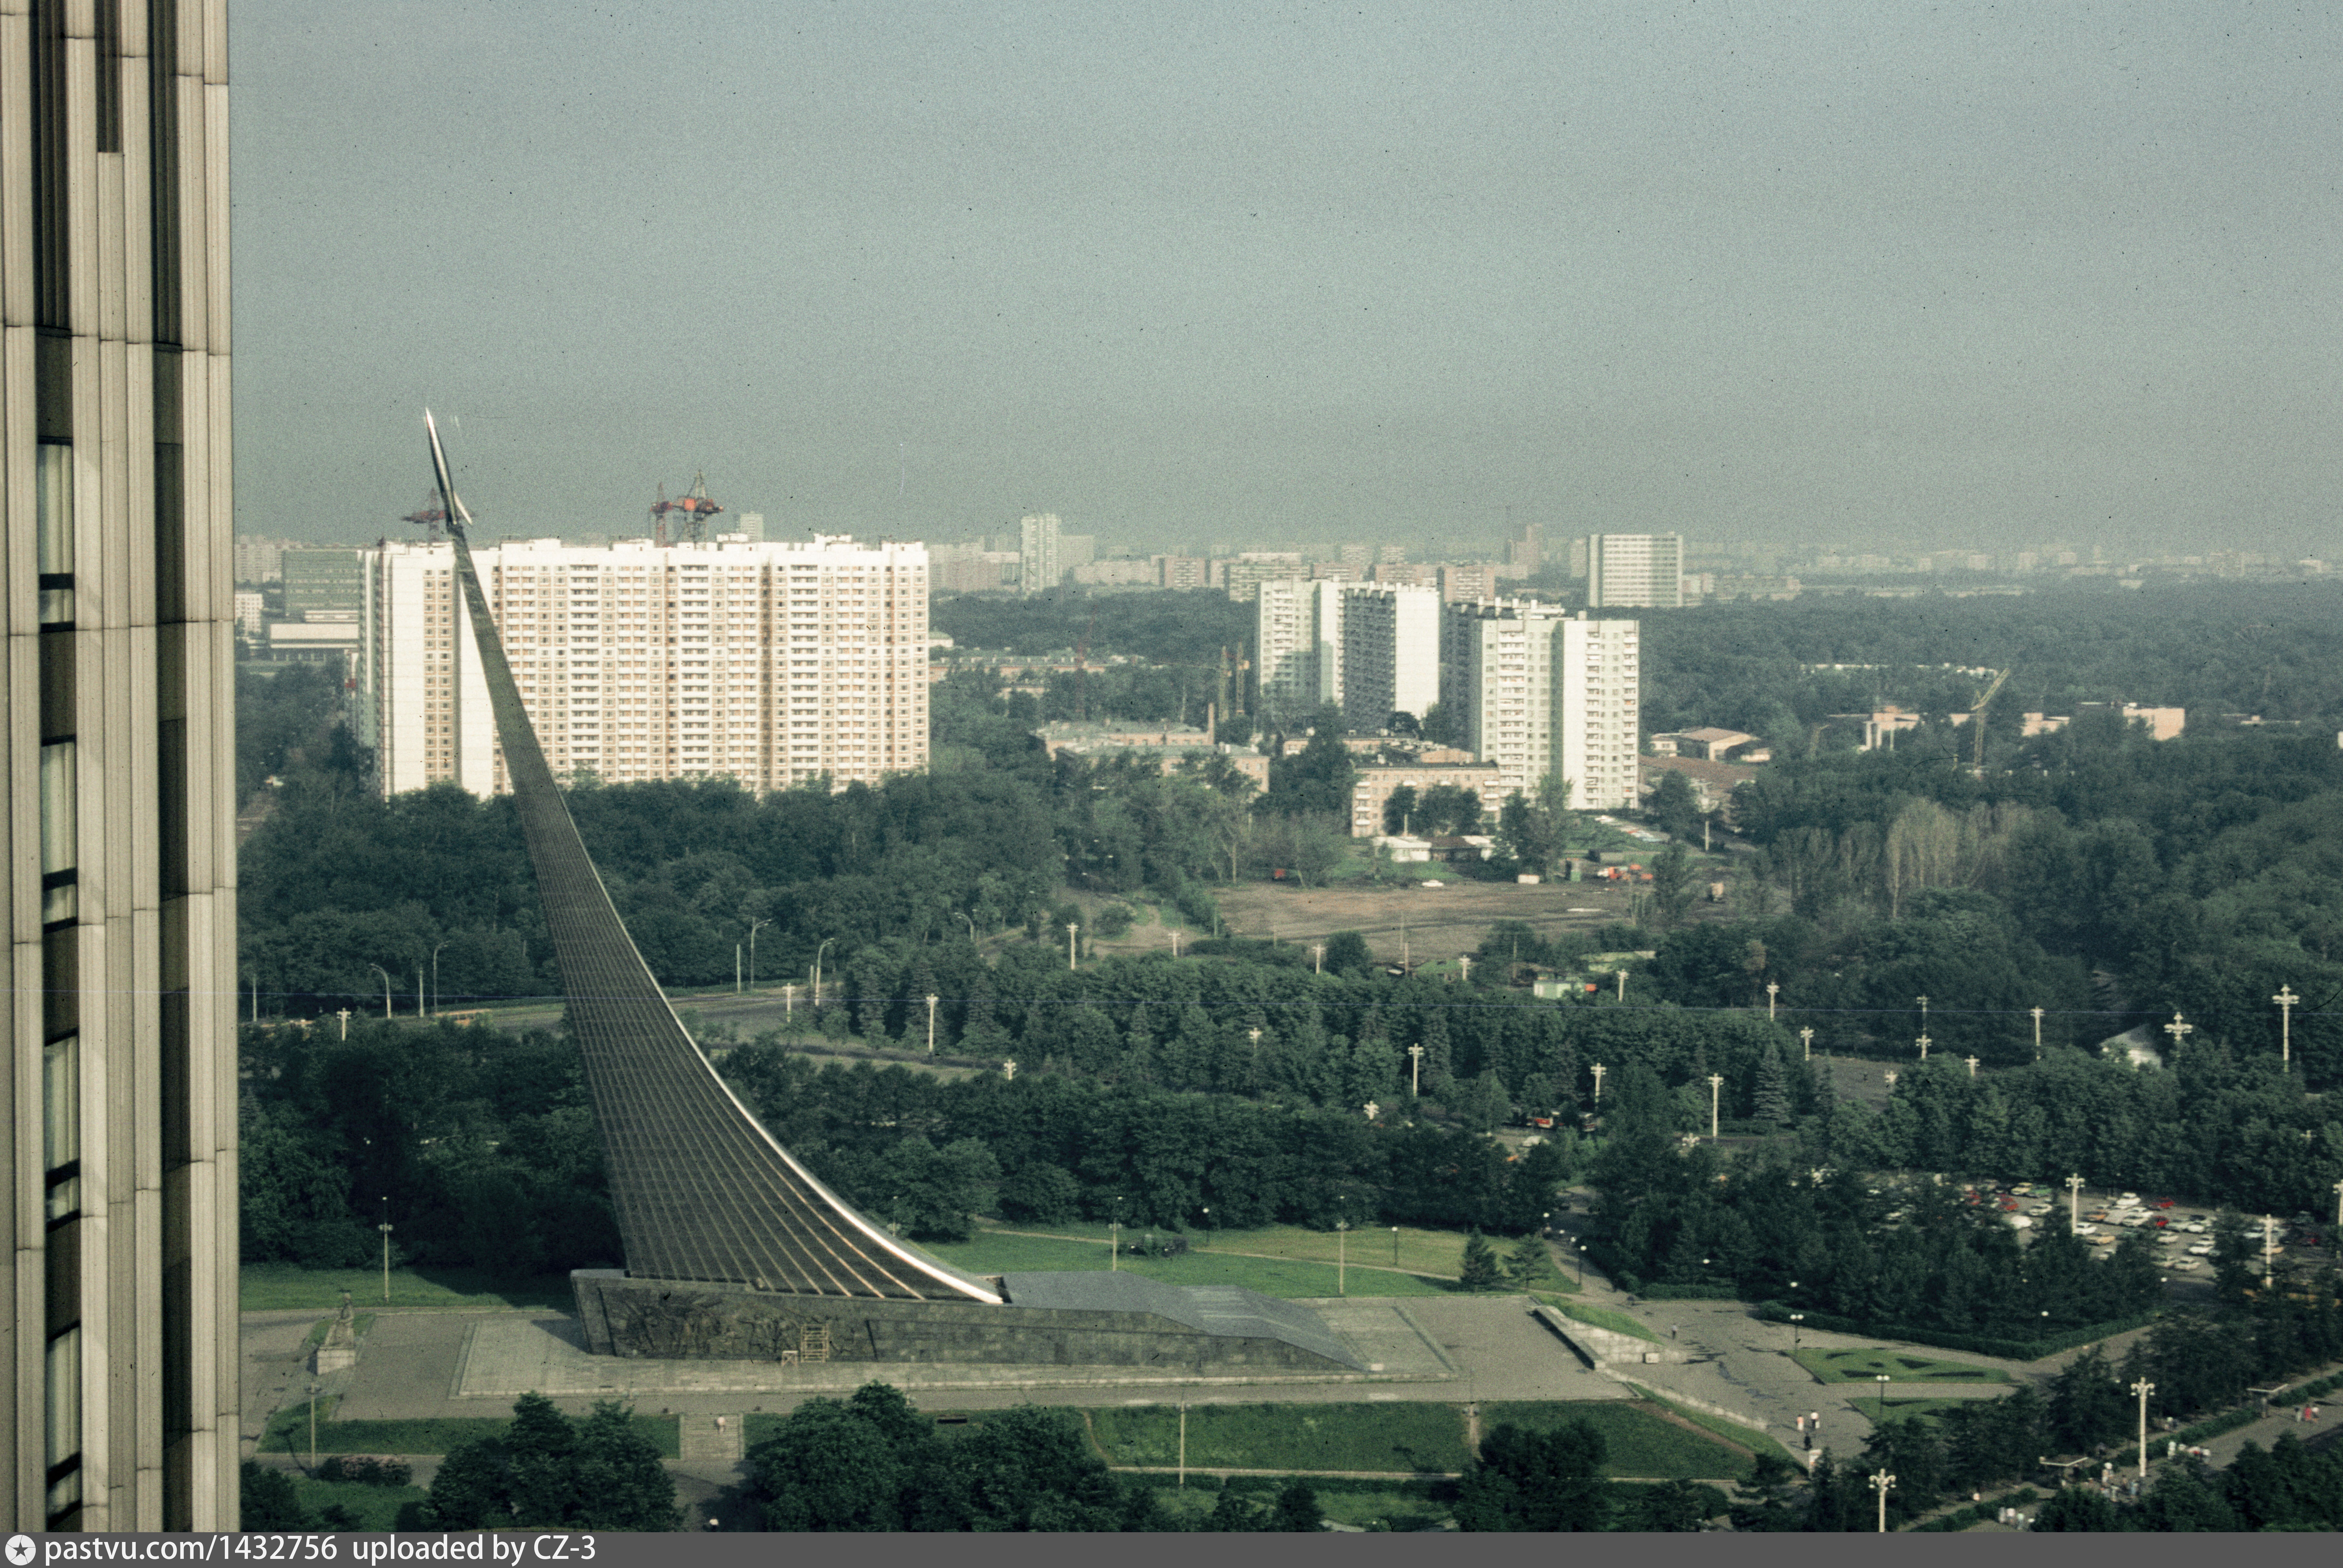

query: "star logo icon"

left=7, top=1534, right=36, bottom=1565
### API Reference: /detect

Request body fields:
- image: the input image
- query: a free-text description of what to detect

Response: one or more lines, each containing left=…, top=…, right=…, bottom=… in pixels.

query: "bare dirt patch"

left=1198, top=878, right=1648, bottom=966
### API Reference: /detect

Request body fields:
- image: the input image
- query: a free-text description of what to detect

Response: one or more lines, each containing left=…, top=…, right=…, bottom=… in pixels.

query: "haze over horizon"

left=233, top=2, right=2342, bottom=562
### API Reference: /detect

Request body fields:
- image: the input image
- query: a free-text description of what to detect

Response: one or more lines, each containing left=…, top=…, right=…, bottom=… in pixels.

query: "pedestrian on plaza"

left=1671, top=1324, right=1678, bottom=1340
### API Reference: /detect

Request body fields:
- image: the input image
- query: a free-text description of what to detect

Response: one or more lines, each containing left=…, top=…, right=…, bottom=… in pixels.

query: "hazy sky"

left=233, top=2, right=2343, bottom=559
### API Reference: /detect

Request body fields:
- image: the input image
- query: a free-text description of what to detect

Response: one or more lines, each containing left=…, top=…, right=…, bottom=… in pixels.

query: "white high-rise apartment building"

left=361, top=535, right=929, bottom=798
left=1585, top=533, right=1685, bottom=607
left=1441, top=601, right=1639, bottom=809
left=1255, top=579, right=1343, bottom=723
left=1339, top=584, right=1442, bottom=730
left=1018, top=512, right=1062, bottom=592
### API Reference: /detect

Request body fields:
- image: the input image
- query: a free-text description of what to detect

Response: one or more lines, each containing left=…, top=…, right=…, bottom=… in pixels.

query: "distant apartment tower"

left=361, top=536, right=928, bottom=797
left=1584, top=533, right=1685, bottom=607
left=3, top=0, right=241, bottom=1529
left=1255, top=579, right=1344, bottom=722
left=1339, top=585, right=1442, bottom=731
left=1440, top=601, right=1639, bottom=809
left=233, top=534, right=296, bottom=583
left=1018, top=512, right=1062, bottom=592
left=1156, top=555, right=1211, bottom=589
left=282, top=546, right=368, bottom=620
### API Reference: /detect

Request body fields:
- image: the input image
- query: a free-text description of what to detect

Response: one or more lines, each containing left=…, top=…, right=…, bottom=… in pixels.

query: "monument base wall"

left=571, top=1270, right=1361, bottom=1374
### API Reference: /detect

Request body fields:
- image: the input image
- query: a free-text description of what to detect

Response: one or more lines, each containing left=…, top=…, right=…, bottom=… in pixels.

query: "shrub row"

left=1632, top=1283, right=1745, bottom=1301
left=1752, top=1301, right=2159, bottom=1362
left=314, top=1455, right=411, bottom=1487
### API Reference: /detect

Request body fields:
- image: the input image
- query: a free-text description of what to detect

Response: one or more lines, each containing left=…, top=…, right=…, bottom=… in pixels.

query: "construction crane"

left=648, top=471, right=724, bottom=546
left=401, top=491, right=450, bottom=539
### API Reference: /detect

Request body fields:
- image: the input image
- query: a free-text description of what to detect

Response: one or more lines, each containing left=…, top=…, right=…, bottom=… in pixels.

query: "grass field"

left=262, top=1398, right=679, bottom=1460
left=1543, top=1300, right=1661, bottom=1342
left=291, top=1479, right=428, bottom=1531
left=242, top=1264, right=577, bottom=1313
left=1621, top=1387, right=1796, bottom=1465
left=977, top=1220, right=1478, bottom=1278
left=1085, top=1401, right=1470, bottom=1475
left=1481, top=1401, right=1755, bottom=1479
left=925, top=1229, right=1451, bottom=1299
left=1796, top=1347, right=2009, bottom=1384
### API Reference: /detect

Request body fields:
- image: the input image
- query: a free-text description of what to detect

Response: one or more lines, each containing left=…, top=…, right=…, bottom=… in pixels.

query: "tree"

left=1206, top=1480, right=1262, bottom=1531
left=1649, top=769, right=1699, bottom=841
left=1322, top=930, right=1374, bottom=976
left=1459, top=1229, right=1504, bottom=1291
left=240, top=1461, right=311, bottom=1530
left=1650, top=842, right=1698, bottom=928
left=1504, top=1232, right=1551, bottom=1288
left=422, top=1394, right=678, bottom=1532
left=753, top=1396, right=906, bottom=1531
left=1382, top=784, right=1420, bottom=837
left=1268, top=1481, right=1324, bottom=1531
left=1751, top=1041, right=1792, bottom=1126
left=1496, top=790, right=1562, bottom=875
left=1454, top=1421, right=1609, bottom=1531
left=1261, top=705, right=1358, bottom=819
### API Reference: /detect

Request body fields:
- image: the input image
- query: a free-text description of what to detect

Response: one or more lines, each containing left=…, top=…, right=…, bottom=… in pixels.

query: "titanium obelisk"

left=422, top=413, right=998, bottom=1303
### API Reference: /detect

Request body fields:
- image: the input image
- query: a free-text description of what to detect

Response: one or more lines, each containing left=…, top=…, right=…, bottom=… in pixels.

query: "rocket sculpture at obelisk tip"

left=419, top=412, right=1000, bottom=1303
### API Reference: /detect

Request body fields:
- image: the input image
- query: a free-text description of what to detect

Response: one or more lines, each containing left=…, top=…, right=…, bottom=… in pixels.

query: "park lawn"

left=262, top=1398, right=679, bottom=1460
left=1086, top=1401, right=1471, bottom=1475
left=1622, top=1386, right=1796, bottom=1466
left=292, top=1479, right=428, bottom=1531
left=1798, top=1347, right=2009, bottom=1384
left=1543, top=1300, right=1661, bottom=1342
left=242, top=1264, right=578, bottom=1313
left=1480, top=1401, right=1753, bottom=1480
left=929, top=1230, right=1449, bottom=1299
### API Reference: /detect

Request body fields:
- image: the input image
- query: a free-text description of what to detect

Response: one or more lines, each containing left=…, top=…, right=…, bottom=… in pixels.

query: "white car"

left=2007, top=1214, right=2034, bottom=1230
left=2182, top=1221, right=2207, bottom=1234
left=2187, top=1243, right=2215, bottom=1256
left=2169, top=1258, right=2200, bottom=1271
left=2028, top=1203, right=2056, bottom=1217
left=2072, top=1224, right=2100, bottom=1236
left=2119, top=1192, right=2141, bottom=1205
left=2156, top=1232, right=2181, bottom=1245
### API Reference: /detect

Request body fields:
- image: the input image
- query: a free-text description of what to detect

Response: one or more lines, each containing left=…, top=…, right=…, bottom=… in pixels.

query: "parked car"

left=2188, top=1243, right=2215, bottom=1256
left=2182, top=1221, right=2207, bottom=1234
left=2169, top=1257, right=2200, bottom=1271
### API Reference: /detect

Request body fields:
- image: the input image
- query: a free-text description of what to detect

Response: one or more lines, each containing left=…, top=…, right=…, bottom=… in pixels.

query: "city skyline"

left=235, top=4, right=2342, bottom=560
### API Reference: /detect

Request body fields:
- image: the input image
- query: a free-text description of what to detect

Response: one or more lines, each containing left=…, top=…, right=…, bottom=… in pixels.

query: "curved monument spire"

left=422, top=413, right=1000, bottom=1303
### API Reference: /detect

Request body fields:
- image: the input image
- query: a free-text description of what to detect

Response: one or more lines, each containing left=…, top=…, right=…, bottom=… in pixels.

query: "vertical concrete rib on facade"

left=423, top=422, right=996, bottom=1303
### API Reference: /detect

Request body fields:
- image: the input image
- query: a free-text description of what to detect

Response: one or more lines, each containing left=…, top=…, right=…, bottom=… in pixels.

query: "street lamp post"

left=430, top=940, right=448, bottom=1016
left=783, top=982, right=796, bottom=1022
left=747, top=916, right=771, bottom=990
left=1870, top=1471, right=1895, bottom=1533
left=1616, top=968, right=1628, bottom=1002
left=1066, top=922, right=1079, bottom=970
left=416, top=963, right=424, bottom=1021
left=377, top=1213, right=394, bottom=1302
left=1312, top=943, right=1325, bottom=975
left=2263, top=1214, right=2276, bottom=1283
left=1391, top=1226, right=1400, bottom=1266
left=1591, top=1062, right=1606, bottom=1103
left=367, top=963, right=394, bottom=1020
left=1707, top=1073, right=1723, bottom=1139
left=1799, top=1026, right=1814, bottom=1062
left=1767, top=981, right=1779, bottom=1020
left=2031, top=1005, right=2045, bottom=1060
left=1916, top=1033, right=1930, bottom=1062
left=309, top=1379, right=320, bottom=1472
left=336, top=1008, right=352, bottom=1041
left=1789, top=1313, right=1804, bottom=1355
left=2274, top=986, right=2298, bottom=1073
left=1459, top=955, right=1472, bottom=986
left=1875, top=1373, right=1891, bottom=1424
left=1964, top=1055, right=1980, bottom=1079
left=1109, top=1196, right=1124, bottom=1273
left=814, top=938, right=835, bottom=1010
left=2067, top=1174, right=2086, bottom=1235
left=925, top=993, right=939, bottom=1055
left=735, top=943, right=742, bottom=994
left=1407, top=1043, right=1426, bottom=1096
left=1336, top=1218, right=1349, bottom=1296
left=2132, top=1379, right=2155, bottom=1480
left=1576, top=1245, right=1587, bottom=1285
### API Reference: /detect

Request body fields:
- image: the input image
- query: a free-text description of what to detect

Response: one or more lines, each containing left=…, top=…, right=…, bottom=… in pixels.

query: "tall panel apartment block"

left=1337, top=583, right=1440, bottom=731
left=1584, top=533, right=1684, bottom=607
left=362, top=535, right=929, bottom=797
left=1440, top=602, right=1639, bottom=810
left=3, top=0, right=240, bottom=1530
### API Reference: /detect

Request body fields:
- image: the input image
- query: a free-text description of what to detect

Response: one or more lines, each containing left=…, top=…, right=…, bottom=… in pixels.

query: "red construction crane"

left=402, top=491, right=449, bottom=539
left=648, top=471, right=724, bottom=546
